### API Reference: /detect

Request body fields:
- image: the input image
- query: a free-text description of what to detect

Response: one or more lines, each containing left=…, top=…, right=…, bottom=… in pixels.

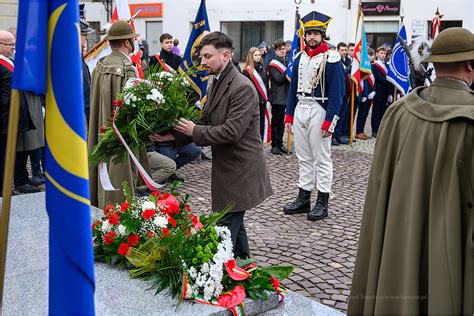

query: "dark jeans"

left=334, top=98, right=349, bottom=138
left=356, top=100, right=371, bottom=134
left=371, top=97, right=388, bottom=134
left=30, top=146, right=45, bottom=176
left=259, top=103, right=266, bottom=141
left=271, top=104, right=285, bottom=148
left=219, top=211, right=250, bottom=259
left=156, top=142, right=202, bottom=169
left=14, top=151, right=30, bottom=187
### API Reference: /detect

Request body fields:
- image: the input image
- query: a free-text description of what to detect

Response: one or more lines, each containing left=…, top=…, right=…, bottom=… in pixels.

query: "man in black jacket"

left=80, top=19, right=94, bottom=123
left=268, top=39, right=290, bottom=155
left=149, top=33, right=182, bottom=71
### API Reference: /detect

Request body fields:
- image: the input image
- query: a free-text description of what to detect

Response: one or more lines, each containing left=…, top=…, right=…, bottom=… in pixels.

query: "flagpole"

left=0, top=89, right=21, bottom=310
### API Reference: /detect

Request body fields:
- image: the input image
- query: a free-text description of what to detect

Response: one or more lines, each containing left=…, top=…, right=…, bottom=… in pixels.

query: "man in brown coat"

left=348, top=27, right=473, bottom=315
left=154, top=32, right=273, bottom=259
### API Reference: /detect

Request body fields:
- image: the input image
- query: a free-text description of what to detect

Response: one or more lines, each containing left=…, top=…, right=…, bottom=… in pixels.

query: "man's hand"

left=149, top=133, right=175, bottom=142
left=320, top=129, right=332, bottom=138
left=285, top=123, right=292, bottom=131
left=174, top=118, right=195, bottom=137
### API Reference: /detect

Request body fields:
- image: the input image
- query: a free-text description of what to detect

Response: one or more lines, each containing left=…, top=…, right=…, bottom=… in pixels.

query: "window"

left=221, top=21, right=284, bottom=61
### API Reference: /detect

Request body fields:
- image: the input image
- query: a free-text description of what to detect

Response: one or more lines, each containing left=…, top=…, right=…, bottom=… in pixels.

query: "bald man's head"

left=0, top=30, right=15, bottom=57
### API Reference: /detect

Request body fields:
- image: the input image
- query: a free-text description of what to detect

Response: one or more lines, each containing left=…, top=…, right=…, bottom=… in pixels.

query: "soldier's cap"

left=106, top=20, right=138, bottom=41
left=80, top=19, right=94, bottom=35
left=301, top=11, right=332, bottom=36
left=425, top=27, right=474, bottom=63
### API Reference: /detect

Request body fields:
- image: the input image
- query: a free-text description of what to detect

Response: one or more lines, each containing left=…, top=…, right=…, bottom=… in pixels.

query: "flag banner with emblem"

left=351, top=12, right=372, bottom=95
left=286, top=10, right=304, bottom=81
left=387, top=25, right=410, bottom=96
left=178, top=0, right=210, bottom=105
left=12, top=0, right=95, bottom=314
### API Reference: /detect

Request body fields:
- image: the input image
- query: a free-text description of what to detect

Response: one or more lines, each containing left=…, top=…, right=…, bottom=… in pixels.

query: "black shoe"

left=30, top=174, right=46, bottom=186
left=279, top=146, right=288, bottom=154
left=271, top=147, right=282, bottom=155
left=283, top=188, right=311, bottom=214
left=15, top=183, right=41, bottom=194
left=168, top=173, right=184, bottom=182
left=336, top=137, right=349, bottom=145
left=331, top=138, right=340, bottom=146
left=307, top=192, right=329, bottom=221
left=372, top=132, right=377, bottom=138
left=200, top=153, right=212, bottom=161
left=136, top=187, right=152, bottom=197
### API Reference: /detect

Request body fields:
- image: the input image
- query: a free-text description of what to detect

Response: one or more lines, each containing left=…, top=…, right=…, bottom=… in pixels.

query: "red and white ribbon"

left=0, top=54, right=14, bottom=72
left=154, top=54, right=176, bottom=73
left=244, top=66, right=268, bottom=102
left=374, top=60, right=387, bottom=77
left=268, top=59, right=287, bottom=74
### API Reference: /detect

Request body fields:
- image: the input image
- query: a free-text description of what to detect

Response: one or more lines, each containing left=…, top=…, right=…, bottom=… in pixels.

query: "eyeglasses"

left=0, top=42, right=15, bottom=47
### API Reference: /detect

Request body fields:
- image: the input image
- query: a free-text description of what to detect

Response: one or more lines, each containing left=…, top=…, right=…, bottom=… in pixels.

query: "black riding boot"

left=307, top=192, right=329, bottom=221
left=283, top=188, right=311, bottom=214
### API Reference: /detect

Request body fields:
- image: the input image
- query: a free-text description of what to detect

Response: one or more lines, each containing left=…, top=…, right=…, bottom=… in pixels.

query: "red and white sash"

left=154, top=54, right=176, bottom=73
left=0, top=54, right=14, bottom=72
left=244, top=66, right=271, bottom=143
left=268, top=59, right=287, bottom=74
left=367, top=73, right=375, bottom=89
left=374, top=60, right=387, bottom=77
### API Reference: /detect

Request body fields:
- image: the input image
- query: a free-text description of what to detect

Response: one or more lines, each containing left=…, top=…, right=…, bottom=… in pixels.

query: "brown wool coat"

left=348, top=78, right=473, bottom=315
left=88, top=51, right=150, bottom=208
left=177, top=63, right=273, bottom=213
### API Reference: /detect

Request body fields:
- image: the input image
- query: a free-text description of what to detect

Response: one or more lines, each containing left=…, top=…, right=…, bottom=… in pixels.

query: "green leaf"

left=260, top=265, right=294, bottom=281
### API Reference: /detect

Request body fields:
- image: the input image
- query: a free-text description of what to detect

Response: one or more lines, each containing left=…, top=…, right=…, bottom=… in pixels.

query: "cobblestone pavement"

left=178, top=139, right=376, bottom=313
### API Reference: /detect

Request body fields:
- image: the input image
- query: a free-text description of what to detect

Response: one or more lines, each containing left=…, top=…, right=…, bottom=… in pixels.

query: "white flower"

left=117, top=224, right=126, bottom=236
left=153, top=215, right=168, bottom=228
left=182, top=78, right=190, bottom=86
left=141, top=201, right=155, bottom=211
left=157, top=71, right=173, bottom=80
left=124, top=93, right=133, bottom=105
left=131, top=95, right=137, bottom=102
left=146, top=88, right=164, bottom=104
left=101, top=221, right=112, bottom=232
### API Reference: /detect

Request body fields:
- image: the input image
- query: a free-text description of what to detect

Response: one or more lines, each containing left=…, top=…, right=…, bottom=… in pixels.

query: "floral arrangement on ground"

left=92, top=183, right=293, bottom=314
left=89, top=66, right=201, bottom=167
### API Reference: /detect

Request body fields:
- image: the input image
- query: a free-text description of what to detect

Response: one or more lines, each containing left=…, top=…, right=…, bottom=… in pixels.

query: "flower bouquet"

left=89, top=67, right=201, bottom=167
left=92, top=183, right=293, bottom=314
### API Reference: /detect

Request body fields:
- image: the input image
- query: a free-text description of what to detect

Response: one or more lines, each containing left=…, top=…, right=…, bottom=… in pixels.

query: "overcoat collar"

left=207, top=62, right=237, bottom=115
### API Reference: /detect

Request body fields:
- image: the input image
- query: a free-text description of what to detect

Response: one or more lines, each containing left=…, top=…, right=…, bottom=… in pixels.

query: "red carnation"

left=103, top=231, right=117, bottom=245
left=167, top=215, right=177, bottom=228
left=142, top=209, right=156, bottom=220
left=158, top=193, right=181, bottom=216
left=118, top=243, right=130, bottom=256
left=112, top=99, right=123, bottom=107
left=108, top=213, right=120, bottom=225
left=120, top=201, right=130, bottom=212
left=150, top=191, right=160, bottom=197
left=127, top=234, right=140, bottom=247
left=100, top=125, right=108, bottom=133
left=161, top=228, right=170, bottom=238
left=92, top=220, right=102, bottom=231
left=191, top=213, right=203, bottom=230
left=103, top=203, right=114, bottom=215
left=217, top=285, right=246, bottom=308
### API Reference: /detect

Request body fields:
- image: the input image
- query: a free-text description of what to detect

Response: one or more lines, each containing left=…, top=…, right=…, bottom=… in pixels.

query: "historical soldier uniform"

left=283, top=11, right=345, bottom=221
left=349, top=27, right=474, bottom=315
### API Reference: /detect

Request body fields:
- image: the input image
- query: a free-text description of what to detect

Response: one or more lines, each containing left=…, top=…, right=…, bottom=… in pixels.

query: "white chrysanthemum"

left=141, top=201, right=155, bottom=211
left=101, top=221, right=112, bottom=232
left=117, top=224, right=126, bottom=236
left=153, top=215, right=168, bottom=228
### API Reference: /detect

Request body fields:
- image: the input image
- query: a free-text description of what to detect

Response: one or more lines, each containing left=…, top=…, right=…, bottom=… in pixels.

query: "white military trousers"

left=293, top=98, right=333, bottom=193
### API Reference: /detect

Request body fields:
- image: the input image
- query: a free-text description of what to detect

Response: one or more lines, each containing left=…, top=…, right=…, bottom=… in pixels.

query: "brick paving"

left=178, top=139, right=375, bottom=314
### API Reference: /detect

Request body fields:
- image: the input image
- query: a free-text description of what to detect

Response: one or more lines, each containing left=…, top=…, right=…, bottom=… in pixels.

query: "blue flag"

left=286, top=11, right=302, bottom=81
left=13, top=1, right=95, bottom=314
left=387, top=25, right=410, bottom=96
left=179, top=0, right=210, bottom=104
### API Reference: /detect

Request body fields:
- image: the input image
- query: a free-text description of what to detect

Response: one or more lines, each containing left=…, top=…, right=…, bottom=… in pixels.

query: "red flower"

left=127, top=234, right=140, bottom=247
left=167, top=215, right=177, bottom=228
left=100, top=125, right=108, bottom=133
left=92, top=220, right=102, bottom=231
left=103, top=203, right=114, bottom=216
left=120, top=201, right=130, bottom=212
left=150, top=191, right=160, bottom=197
left=147, top=231, right=154, bottom=238
left=118, top=243, right=130, bottom=256
left=110, top=110, right=116, bottom=117
left=270, top=276, right=280, bottom=290
left=158, top=193, right=180, bottom=216
left=225, top=259, right=251, bottom=281
left=112, top=99, right=123, bottom=107
left=108, top=213, right=120, bottom=225
left=142, top=209, right=156, bottom=220
left=217, top=285, right=246, bottom=308
left=103, top=231, right=117, bottom=245
left=185, top=205, right=191, bottom=213
left=191, top=213, right=203, bottom=230
left=161, top=228, right=170, bottom=238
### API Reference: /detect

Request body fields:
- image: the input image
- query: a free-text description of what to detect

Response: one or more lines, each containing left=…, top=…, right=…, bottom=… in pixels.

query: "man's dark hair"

left=159, top=33, right=173, bottom=43
left=348, top=42, right=355, bottom=49
left=273, top=39, right=285, bottom=50
left=337, top=42, right=347, bottom=50
left=197, top=31, right=233, bottom=52
left=376, top=46, right=387, bottom=52
left=368, top=47, right=375, bottom=55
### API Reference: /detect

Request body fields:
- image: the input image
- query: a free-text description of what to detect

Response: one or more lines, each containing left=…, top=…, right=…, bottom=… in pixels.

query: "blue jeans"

left=156, top=142, right=202, bottom=169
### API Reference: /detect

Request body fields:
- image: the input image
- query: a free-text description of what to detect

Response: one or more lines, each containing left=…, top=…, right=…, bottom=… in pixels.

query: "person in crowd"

left=171, top=38, right=181, bottom=57
left=231, top=46, right=241, bottom=72
left=349, top=27, right=473, bottom=315
left=151, top=31, right=273, bottom=259
left=242, top=47, right=269, bottom=141
left=149, top=33, right=182, bottom=71
left=80, top=19, right=94, bottom=123
left=268, top=39, right=290, bottom=155
left=371, top=46, right=393, bottom=138
left=88, top=21, right=150, bottom=208
left=285, top=40, right=293, bottom=56
left=0, top=30, right=41, bottom=195
left=283, top=11, right=345, bottom=221
left=354, top=47, right=375, bottom=140
left=333, top=41, right=351, bottom=145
